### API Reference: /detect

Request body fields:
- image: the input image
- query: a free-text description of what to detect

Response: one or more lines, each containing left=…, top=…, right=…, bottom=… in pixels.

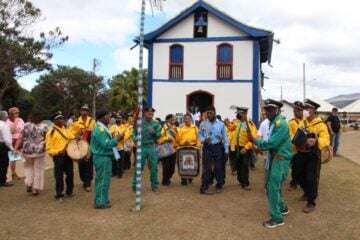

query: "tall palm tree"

left=134, top=0, right=165, bottom=211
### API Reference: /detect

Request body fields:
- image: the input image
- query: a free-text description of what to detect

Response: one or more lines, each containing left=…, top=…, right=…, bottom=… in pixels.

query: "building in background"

left=141, top=0, right=274, bottom=125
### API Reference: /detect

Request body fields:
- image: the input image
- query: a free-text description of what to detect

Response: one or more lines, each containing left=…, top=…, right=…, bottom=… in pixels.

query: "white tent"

left=309, top=96, right=341, bottom=112
left=342, top=99, right=360, bottom=113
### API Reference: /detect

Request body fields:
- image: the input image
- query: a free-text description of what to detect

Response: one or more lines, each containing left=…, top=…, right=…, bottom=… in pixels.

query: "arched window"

left=217, top=43, right=233, bottom=80
left=169, top=44, right=183, bottom=80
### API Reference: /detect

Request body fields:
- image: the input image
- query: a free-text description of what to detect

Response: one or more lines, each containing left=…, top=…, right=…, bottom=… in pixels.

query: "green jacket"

left=255, top=114, right=293, bottom=160
left=90, top=123, right=118, bottom=157
left=132, top=119, right=161, bottom=145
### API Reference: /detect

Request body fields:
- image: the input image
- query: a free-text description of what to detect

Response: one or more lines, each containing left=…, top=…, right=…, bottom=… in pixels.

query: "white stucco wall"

left=152, top=41, right=253, bottom=80
left=281, top=102, right=294, bottom=121
left=152, top=82, right=253, bottom=121
left=207, top=12, right=247, bottom=37
left=157, top=13, right=247, bottom=39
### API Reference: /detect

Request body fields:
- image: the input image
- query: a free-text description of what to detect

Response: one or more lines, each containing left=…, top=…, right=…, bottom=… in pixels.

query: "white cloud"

left=19, top=0, right=360, bottom=101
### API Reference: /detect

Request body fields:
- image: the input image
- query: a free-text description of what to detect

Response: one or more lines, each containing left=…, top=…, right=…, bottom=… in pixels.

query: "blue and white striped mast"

left=135, top=0, right=164, bottom=211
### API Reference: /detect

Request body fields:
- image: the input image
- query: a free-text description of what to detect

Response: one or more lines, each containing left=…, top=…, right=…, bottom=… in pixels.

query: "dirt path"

left=338, top=130, right=360, bottom=165
left=1, top=153, right=359, bottom=240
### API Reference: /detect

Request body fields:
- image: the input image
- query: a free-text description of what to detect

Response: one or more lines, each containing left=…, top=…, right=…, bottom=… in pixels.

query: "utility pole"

left=303, top=62, right=306, bottom=102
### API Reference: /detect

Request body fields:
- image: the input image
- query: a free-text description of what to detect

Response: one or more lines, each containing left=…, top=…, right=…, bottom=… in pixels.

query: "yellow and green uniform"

left=254, top=114, right=293, bottom=223
left=233, top=119, right=257, bottom=187
left=90, top=122, right=119, bottom=207
left=157, top=123, right=179, bottom=185
left=131, top=119, right=161, bottom=190
left=297, top=116, right=330, bottom=207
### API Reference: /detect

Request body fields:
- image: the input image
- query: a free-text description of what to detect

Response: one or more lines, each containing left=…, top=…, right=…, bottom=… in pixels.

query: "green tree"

left=109, top=68, right=147, bottom=113
left=31, top=66, right=106, bottom=119
left=0, top=0, right=68, bottom=107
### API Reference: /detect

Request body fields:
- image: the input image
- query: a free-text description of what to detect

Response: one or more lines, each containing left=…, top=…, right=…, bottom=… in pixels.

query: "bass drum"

left=176, top=146, right=200, bottom=177
left=66, top=139, right=89, bottom=161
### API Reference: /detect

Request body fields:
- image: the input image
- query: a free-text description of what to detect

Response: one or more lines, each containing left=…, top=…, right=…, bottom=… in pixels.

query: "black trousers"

left=229, top=151, right=237, bottom=173
left=298, top=151, right=321, bottom=206
left=0, top=143, right=10, bottom=184
left=123, top=151, right=131, bottom=170
left=289, top=153, right=300, bottom=186
left=112, top=150, right=124, bottom=177
left=53, top=155, right=74, bottom=198
left=235, top=147, right=251, bottom=187
left=78, top=155, right=93, bottom=187
left=161, top=153, right=176, bottom=185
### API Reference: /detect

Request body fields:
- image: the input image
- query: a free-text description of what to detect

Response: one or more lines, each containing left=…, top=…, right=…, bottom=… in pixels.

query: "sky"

left=18, top=0, right=360, bottom=102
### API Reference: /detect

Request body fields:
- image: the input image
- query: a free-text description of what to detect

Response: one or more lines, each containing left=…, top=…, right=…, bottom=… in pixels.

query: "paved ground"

left=338, top=130, right=360, bottom=165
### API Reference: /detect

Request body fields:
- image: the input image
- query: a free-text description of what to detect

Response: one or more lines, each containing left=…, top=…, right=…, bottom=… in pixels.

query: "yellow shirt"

left=234, top=119, right=258, bottom=150
left=70, top=116, right=96, bottom=135
left=288, top=116, right=306, bottom=153
left=226, top=119, right=240, bottom=132
left=157, top=124, right=178, bottom=150
left=46, top=126, right=75, bottom=156
left=109, top=123, right=131, bottom=149
left=305, top=116, right=330, bottom=150
left=177, top=124, right=201, bottom=146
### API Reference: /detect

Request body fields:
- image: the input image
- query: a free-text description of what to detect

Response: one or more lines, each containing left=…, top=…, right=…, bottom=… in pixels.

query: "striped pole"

left=134, top=0, right=146, bottom=211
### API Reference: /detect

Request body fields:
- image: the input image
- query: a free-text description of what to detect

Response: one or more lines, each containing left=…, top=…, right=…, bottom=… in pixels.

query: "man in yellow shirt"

left=157, top=114, right=178, bottom=187
left=232, top=107, right=258, bottom=190
left=177, top=113, right=201, bottom=185
left=46, top=111, right=76, bottom=202
left=70, top=104, right=96, bottom=192
left=109, top=114, right=128, bottom=178
left=297, top=99, right=330, bottom=213
left=287, top=101, right=306, bottom=191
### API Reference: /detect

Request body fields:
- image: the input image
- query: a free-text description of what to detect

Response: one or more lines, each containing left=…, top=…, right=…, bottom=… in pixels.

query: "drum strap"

left=52, top=127, right=69, bottom=141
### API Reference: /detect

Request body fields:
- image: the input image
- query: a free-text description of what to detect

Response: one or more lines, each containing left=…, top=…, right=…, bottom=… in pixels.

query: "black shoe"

left=27, top=186, right=32, bottom=193
left=188, top=179, right=193, bottom=184
left=0, top=182, right=14, bottom=187
left=281, top=207, right=290, bottom=216
left=200, top=189, right=214, bottom=195
left=181, top=180, right=188, bottom=186
left=263, top=219, right=285, bottom=228
left=65, top=193, right=76, bottom=198
left=303, top=203, right=315, bottom=213
left=94, top=204, right=112, bottom=209
left=152, top=188, right=160, bottom=193
left=215, top=188, right=223, bottom=194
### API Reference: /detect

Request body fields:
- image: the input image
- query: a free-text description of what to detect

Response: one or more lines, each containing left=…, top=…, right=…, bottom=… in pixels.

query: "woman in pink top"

left=14, top=110, right=48, bottom=195
left=6, top=107, right=25, bottom=180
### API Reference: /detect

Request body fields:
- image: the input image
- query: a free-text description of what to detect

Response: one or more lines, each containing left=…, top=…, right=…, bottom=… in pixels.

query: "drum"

left=292, top=128, right=308, bottom=150
left=66, top=139, right=89, bottom=161
left=176, top=146, right=200, bottom=177
left=156, top=141, right=174, bottom=159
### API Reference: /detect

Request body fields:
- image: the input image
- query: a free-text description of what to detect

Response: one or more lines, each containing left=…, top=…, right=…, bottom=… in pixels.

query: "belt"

left=272, top=154, right=285, bottom=160
left=142, top=143, right=155, bottom=146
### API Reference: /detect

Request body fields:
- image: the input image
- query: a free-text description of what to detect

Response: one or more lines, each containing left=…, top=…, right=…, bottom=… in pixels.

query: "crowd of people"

left=0, top=98, right=335, bottom=228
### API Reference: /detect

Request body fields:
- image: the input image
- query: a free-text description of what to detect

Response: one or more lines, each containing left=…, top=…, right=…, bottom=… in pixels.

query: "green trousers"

left=132, top=146, right=159, bottom=190
left=266, top=159, right=290, bottom=222
left=93, top=155, right=112, bottom=206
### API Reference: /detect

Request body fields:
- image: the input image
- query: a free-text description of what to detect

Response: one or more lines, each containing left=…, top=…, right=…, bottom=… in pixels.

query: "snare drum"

left=66, top=139, right=89, bottom=161
left=124, top=140, right=132, bottom=152
left=176, top=146, right=200, bottom=177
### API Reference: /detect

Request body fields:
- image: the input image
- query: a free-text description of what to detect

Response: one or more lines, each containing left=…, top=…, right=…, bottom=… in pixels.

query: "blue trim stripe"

left=252, top=41, right=260, bottom=127
left=147, top=44, right=153, bottom=106
left=153, top=79, right=253, bottom=83
left=154, top=36, right=252, bottom=43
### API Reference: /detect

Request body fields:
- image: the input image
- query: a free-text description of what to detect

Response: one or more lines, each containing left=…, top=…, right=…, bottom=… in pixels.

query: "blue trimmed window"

left=217, top=43, right=233, bottom=80
left=169, top=44, right=183, bottom=80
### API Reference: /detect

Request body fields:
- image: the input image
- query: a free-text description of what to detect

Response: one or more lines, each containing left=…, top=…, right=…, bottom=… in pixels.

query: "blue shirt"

left=198, top=119, right=229, bottom=153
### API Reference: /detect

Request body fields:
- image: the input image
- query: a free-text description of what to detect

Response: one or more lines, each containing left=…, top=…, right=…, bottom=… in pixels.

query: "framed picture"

left=177, top=146, right=200, bottom=177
